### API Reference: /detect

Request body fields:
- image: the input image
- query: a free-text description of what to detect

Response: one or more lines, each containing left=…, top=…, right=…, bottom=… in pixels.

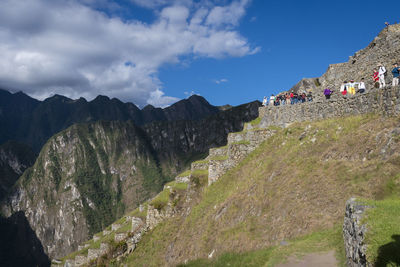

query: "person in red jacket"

left=373, top=69, right=379, bottom=88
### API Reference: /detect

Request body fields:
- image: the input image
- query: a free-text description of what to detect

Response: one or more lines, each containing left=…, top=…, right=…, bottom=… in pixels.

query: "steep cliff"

left=0, top=141, right=36, bottom=200
left=3, top=121, right=163, bottom=258
left=1, top=101, right=260, bottom=259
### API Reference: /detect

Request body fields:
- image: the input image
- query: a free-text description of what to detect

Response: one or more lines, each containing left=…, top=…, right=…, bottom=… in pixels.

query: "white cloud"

left=206, top=0, right=250, bottom=28
left=215, top=78, right=228, bottom=84
left=184, top=90, right=197, bottom=96
left=147, top=88, right=180, bottom=107
left=0, top=0, right=258, bottom=107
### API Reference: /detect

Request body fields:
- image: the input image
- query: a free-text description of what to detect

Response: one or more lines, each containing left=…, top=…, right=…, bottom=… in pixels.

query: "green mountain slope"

left=3, top=121, right=164, bottom=258
left=122, top=114, right=400, bottom=266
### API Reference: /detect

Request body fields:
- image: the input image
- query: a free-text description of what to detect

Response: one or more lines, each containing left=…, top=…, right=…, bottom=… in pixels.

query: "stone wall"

left=343, top=198, right=373, bottom=267
left=259, top=85, right=400, bottom=128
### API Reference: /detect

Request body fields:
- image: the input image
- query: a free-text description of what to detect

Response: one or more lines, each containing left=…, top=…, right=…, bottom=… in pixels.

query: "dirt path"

left=275, top=250, right=338, bottom=267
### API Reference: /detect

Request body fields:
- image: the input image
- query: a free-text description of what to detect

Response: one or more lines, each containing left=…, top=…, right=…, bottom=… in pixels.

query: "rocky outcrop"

left=319, top=24, right=400, bottom=92
left=2, top=121, right=161, bottom=258
left=0, top=141, right=35, bottom=200
left=286, top=24, right=400, bottom=100
left=343, top=198, right=373, bottom=267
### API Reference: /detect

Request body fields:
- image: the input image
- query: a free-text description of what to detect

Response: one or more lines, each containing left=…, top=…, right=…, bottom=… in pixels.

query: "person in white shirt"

left=357, top=78, right=366, bottom=93
left=378, top=63, right=387, bottom=88
left=340, top=81, right=348, bottom=96
left=269, top=94, right=275, bottom=106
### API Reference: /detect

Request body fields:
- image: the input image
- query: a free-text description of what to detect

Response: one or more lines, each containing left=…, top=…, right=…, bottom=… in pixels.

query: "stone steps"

left=171, top=123, right=275, bottom=186
left=62, top=216, right=145, bottom=266
left=190, top=160, right=209, bottom=171
left=208, top=146, right=228, bottom=159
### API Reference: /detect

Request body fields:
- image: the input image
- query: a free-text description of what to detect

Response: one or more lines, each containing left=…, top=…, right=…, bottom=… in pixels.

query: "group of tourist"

left=262, top=91, right=312, bottom=106
left=263, top=62, right=400, bottom=105
left=324, top=79, right=367, bottom=99
left=323, top=63, right=400, bottom=99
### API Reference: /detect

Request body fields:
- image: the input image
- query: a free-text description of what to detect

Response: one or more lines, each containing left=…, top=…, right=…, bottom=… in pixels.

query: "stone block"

left=64, top=259, right=75, bottom=267
left=87, top=248, right=100, bottom=261
left=131, top=217, right=143, bottom=233
left=111, top=223, right=121, bottom=231
left=74, top=255, right=87, bottom=266
left=191, top=160, right=209, bottom=171
left=115, top=233, right=128, bottom=242
left=343, top=198, right=373, bottom=267
left=208, top=146, right=228, bottom=159
left=103, top=230, right=111, bottom=236
left=99, top=243, right=109, bottom=254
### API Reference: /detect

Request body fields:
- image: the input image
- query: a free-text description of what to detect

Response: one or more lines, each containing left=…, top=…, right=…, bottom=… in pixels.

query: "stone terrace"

left=259, top=85, right=400, bottom=128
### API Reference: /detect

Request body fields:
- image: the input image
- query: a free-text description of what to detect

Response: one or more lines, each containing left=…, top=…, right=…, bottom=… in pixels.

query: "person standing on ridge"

left=378, top=63, right=387, bottom=88
left=262, top=96, right=267, bottom=106
left=392, top=63, right=400, bottom=86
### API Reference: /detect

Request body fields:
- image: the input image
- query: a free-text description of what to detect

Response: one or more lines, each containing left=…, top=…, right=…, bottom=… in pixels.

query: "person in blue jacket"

left=392, top=63, right=400, bottom=86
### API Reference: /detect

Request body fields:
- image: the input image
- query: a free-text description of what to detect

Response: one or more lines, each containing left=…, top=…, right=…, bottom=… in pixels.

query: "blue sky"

left=0, top=0, right=399, bottom=107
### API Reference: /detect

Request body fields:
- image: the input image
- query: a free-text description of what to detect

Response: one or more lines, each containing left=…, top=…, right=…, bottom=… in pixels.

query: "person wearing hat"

left=348, top=80, right=356, bottom=95
left=378, top=63, right=387, bottom=88
left=392, top=63, right=400, bottom=87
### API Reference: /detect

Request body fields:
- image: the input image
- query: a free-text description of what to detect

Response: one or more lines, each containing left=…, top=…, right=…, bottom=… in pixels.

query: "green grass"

left=359, top=198, right=400, bottom=266
left=192, top=159, right=210, bottom=165
left=164, top=181, right=189, bottom=191
left=177, top=170, right=191, bottom=177
left=116, top=221, right=132, bottom=234
left=180, top=225, right=346, bottom=267
left=250, top=117, right=261, bottom=126
left=150, top=188, right=171, bottom=210
left=231, top=140, right=251, bottom=145
left=127, top=206, right=148, bottom=220
left=209, top=155, right=229, bottom=161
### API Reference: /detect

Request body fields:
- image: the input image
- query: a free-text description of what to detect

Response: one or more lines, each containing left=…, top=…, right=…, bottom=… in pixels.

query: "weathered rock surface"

left=2, top=121, right=161, bottom=258
left=0, top=141, right=35, bottom=200
left=288, top=24, right=400, bottom=100
left=343, top=198, right=373, bottom=267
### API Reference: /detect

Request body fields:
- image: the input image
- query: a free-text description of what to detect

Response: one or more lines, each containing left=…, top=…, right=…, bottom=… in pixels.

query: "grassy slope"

left=124, top=114, right=400, bottom=266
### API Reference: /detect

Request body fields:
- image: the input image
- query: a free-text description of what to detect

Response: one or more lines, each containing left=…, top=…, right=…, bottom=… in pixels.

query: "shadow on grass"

left=375, top=235, right=400, bottom=267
